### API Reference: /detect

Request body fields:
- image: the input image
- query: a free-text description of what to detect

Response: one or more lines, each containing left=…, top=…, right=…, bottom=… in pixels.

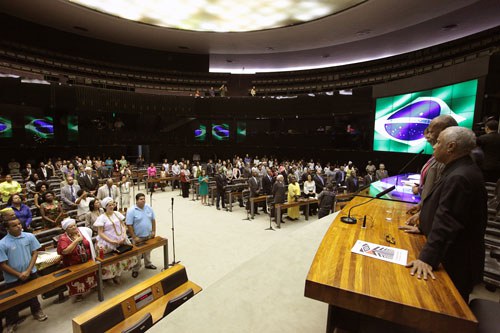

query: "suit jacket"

left=375, top=169, right=388, bottom=181
left=248, top=176, right=260, bottom=197
left=272, top=182, right=286, bottom=204
left=363, top=174, right=375, bottom=185
left=97, top=184, right=120, bottom=201
left=477, top=132, right=500, bottom=172
left=261, top=175, right=274, bottom=195
left=60, top=184, right=81, bottom=210
left=313, top=174, right=325, bottom=193
left=420, top=157, right=445, bottom=202
left=215, top=174, right=227, bottom=191
left=37, top=167, right=53, bottom=180
left=419, top=155, right=487, bottom=296
left=79, top=174, right=99, bottom=192
left=22, top=168, right=33, bottom=181
left=345, top=176, right=359, bottom=193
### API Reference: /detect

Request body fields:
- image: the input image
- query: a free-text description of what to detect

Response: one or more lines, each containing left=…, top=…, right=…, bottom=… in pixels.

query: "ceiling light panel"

left=68, top=0, right=366, bottom=32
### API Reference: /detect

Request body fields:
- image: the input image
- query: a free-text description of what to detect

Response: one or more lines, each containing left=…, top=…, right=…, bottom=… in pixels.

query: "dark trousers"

left=318, top=208, right=331, bottom=219
left=181, top=182, right=190, bottom=198
left=173, top=179, right=180, bottom=189
left=5, top=273, right=41, bottom=325
left=216, top=190, right=225, bottom=208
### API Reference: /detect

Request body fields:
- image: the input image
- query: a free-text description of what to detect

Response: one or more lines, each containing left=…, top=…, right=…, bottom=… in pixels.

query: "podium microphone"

left=340, top=185, right=396, bottom=224
left=396, top=149, right=425, bottom=175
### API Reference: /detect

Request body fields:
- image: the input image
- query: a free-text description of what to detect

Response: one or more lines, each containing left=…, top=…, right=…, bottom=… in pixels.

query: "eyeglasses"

left=385, top=234, right=396, bottom=245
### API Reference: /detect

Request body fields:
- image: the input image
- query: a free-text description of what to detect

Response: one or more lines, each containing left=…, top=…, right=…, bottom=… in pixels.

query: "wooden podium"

left=304, top=196, right=478, bottom=332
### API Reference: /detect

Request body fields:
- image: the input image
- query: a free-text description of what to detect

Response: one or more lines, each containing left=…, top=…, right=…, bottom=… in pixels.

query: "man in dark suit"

left=271, top=175, right=286, bottom=221
left=363, top=170, right=375, bottom=185
left=400, top=127, right=487, bottom=302
left=345, top=170, right=359, bottom=193
left=36, top=162, right=53, bottom=181
left=313, top=170, right=325, bottom=194
left=79, top=167, right=99, bottom=196
left=215, top=168, right=227, bottom=210
left=21, top=163, right=34, bottom=182
left=477, top=119, right=500, bottom=182
left=261, top=169, right=274, bottom=213
left=247, top=170, right=261, bottom=214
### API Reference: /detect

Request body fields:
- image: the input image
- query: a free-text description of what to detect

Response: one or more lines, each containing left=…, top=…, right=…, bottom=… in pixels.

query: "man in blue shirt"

left=0, top=217, right=48, bottom=332
left=126, top=193, right=157, bottom=278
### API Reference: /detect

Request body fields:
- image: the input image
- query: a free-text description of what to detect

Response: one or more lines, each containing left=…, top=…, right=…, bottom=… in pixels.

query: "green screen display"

left=373, top=79, right=477, bottom=154
left=0, top=116, right=13, bottom=138
left=237, top=121, right=246, bottom=143
left=194, top=124, right=207, bottom=142
left=212, top=123, right=229, bottom=141
left=68, top=115, right=78, bottom=141
left=25, top=116, right=54, bottom=140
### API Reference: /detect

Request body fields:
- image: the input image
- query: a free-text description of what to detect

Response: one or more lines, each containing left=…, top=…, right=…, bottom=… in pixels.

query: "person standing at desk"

left=0, top=217, right=48, bottom=332
left=126, top=193, right=157, bottom=279
left=287, top=176, right=301, bottom=221
left=400, top=127, right=487, bottom=302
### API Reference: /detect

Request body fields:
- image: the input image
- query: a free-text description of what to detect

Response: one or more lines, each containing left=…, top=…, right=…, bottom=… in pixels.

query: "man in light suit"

left=60, top=176, right=81, bottom=211
left=97, top=179, right=119, bottom=202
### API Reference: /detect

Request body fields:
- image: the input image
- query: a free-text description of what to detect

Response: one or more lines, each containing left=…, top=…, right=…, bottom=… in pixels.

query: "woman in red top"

left=57, top=218, right=96, bottom=301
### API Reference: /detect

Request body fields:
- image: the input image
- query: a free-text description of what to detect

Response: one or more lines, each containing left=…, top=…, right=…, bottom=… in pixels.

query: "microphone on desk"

left=340, top=185, right=396, bottom=224
left=172, top=197, right=174, bottom=205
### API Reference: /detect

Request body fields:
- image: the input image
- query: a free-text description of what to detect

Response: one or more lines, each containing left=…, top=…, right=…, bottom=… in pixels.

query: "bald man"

left=400, top=127, right=487, bottom=301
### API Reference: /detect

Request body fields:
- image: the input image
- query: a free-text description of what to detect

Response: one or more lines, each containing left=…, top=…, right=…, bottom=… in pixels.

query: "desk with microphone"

left=340, top=185, right=396, bottom=224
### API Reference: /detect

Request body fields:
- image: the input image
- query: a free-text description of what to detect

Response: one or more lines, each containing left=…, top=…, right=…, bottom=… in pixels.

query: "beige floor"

left=11, top=187, right=500, bottom=333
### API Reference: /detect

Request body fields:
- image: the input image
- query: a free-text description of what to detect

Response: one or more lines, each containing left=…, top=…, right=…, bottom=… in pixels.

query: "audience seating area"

left=0, top=27, right=498, bottom=97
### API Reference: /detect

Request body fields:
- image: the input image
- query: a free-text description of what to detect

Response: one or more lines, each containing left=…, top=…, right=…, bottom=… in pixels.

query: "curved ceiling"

left=0, top=0, right=499, bottom=73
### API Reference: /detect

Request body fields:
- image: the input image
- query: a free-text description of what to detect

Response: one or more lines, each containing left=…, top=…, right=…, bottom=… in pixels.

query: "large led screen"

left=0, top=116, right=13, bottom=138
left=194, top=124, right=207, bottom=142
left=25, top=116, right=54, bottom=140
left=237, top=121, right=246, bottom=143
left=373, top=79, right=477, bottom=154
left=68, top=115, right=79, bottom=141
left=212, top=123, right=230, bottom=141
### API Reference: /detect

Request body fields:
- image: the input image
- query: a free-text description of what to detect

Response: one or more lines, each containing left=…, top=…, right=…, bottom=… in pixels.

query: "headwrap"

left=61, top=218, right=76, bottom=230
left=84, top=166, right=92, bottom=171
left=101, top=197, right=113, bottom=208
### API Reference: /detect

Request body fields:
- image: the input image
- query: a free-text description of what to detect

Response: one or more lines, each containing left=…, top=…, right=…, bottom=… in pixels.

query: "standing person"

left=105, top=157, right=114, bottom=178
left=375, top=163, right=389, bottom=180
left=33, top=182, right=48, bottom=210
left=399, top=127, right=487, bottom=302
left=75, top=190, right=92, bottom=220
left=476, top=119, right=500, bottom=182
left=247, top=170, right=261, bottom=214
left=180, top=166, right=190, bottom=198
left=0, top=175, right=22, bottom=203
left=147, top=163, right=157, bottom=193
left=60, top=176, right=81, bottom=211
left=198, top=169, right=209, bottom=206
left=93, top=197, right=136, bottom=284
left=317, top=183, right=336, bottom=219
left=126, top=193, right=157, bottom=278
left=119, top=175, right=131, bottom=211
left=40, top=192, right=64, bottom=229
left=57, top=218, right=96, bottom=302
left=85, top=198, right=103, bottom=231
left=0, top=218, right=48, bottom=332
left=287, top=176, right=301, bottom=221
left=303, top=174, right=317, bottom=215
left=8, top=194, right=32, bottom=231
left=97, top=179, right=119, bottom=202
left=219, top=84, right=228, bottom=97
left=171, top=160, right=181, bottom=189
left=79, top=167, right=99, bottom=196
left=215, top=168, right=227, bottom=210
left=250, top=86, right=256, bottom=97
left=271, top=175, right=286, bottom=221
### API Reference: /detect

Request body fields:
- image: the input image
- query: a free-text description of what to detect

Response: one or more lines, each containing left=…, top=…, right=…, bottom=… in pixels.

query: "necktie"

left=108, top=187, right=112, bottom=197
left=70, top=185, right=75, bottom=201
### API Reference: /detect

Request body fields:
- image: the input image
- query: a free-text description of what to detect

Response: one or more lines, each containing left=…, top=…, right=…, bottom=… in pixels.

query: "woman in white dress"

left=119, top=175, right=131, bottom=211
left=93, top=197, right=136, bottom=283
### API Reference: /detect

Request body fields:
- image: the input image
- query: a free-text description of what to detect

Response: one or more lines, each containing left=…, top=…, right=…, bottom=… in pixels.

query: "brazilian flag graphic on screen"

left=373, top=79, right=477, bottom=154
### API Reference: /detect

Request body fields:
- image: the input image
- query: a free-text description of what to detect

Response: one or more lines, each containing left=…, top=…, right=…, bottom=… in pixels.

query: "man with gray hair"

left=400, top=126, right=487, bottom=301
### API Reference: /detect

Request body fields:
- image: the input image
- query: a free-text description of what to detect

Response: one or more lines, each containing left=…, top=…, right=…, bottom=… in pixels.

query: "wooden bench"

left=0, top=261, right=100, bottom=312
left=275, top=198, right=319, bottom=228
left=72, top=264, right=201, bottom=333
left=96, top=236, right=168, bottom=301
left=145, top=176, right=178, bottom=193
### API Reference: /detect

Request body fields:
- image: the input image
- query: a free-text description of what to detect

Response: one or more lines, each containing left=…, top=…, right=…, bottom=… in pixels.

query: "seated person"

left=57, top=218, right=97, bottom=302
left=0, top=217, right=48, bottom=332
left=39, top=191, right=64, bottom=229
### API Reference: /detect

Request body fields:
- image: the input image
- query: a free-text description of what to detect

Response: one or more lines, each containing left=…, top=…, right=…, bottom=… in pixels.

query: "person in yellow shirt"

left=287, top=176, right=301, bottom=220
left=0, top=174, right=22, bottom=202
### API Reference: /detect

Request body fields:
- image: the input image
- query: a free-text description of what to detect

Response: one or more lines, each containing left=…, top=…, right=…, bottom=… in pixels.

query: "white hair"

left=440, top=126, right=476, bottom=155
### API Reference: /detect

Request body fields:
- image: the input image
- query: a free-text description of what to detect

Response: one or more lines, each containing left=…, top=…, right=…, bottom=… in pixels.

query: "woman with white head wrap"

left=57, top=218, right=97, bottom=301
left=93, top=197, right=136, bottom=284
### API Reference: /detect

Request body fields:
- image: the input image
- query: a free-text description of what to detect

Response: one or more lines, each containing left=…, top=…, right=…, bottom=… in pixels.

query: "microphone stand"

left=169, top=197, right=180, bottom=267
left=264, top=196, right=275, bottom=231
left=396, top=149, right=425, bottom=175
left=341, top=185, right=396, bottom=224
left=150, top=188, right=153, bottom=207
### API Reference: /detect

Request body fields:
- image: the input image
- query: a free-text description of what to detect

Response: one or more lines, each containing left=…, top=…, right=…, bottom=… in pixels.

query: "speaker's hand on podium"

left=398, top=225, right=420, bottom=234
left=404, top=213, right=420, bottom=226
left=406, top=259, right=435, bottom=280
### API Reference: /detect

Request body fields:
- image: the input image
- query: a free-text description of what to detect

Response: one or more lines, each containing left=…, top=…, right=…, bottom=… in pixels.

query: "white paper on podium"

left=351, top=240, right=408, bottom=266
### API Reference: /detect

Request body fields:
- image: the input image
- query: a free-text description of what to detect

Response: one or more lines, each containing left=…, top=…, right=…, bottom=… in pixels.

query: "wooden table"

left=250, top=195, right=269, bottom=218
left=0, top=261, right=101, bottom=312
left=275, top=197, right=318, bottom=228
left=72, top=264, right=201, bottom=333
left=145, top=177, right=178, bottom=193
left=304, top=196, right=477, bottom=333
left=96, top=236, right=168, bottom=301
